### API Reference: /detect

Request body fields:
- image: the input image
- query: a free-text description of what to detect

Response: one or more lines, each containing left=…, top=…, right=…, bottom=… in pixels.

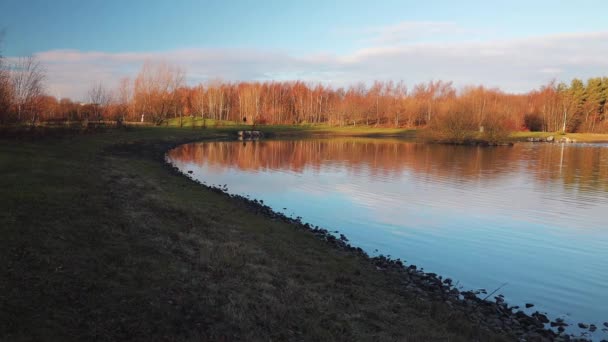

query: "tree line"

left=2, top=48, right=608, bottom=134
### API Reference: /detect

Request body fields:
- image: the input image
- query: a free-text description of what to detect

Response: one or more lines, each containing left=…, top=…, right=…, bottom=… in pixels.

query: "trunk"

left=562, top=108, right=567, bottom=133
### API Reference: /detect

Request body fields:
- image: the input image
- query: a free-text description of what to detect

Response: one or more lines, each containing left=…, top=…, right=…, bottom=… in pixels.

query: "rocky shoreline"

left=526, top=135, right=577, bottom=143
left=158, top=139, right=600, bottom=342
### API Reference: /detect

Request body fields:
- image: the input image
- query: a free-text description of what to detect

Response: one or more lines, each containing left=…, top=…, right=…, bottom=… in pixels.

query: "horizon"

left=2, top=0, right=608, bottom=100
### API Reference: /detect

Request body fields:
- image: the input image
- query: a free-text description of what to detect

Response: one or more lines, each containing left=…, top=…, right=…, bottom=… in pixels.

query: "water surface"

left=167, top=138, right=608, bottom=339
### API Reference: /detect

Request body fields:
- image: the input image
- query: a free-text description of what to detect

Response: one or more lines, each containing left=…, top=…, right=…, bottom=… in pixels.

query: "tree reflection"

left=168, top=139, right=608, bottom=193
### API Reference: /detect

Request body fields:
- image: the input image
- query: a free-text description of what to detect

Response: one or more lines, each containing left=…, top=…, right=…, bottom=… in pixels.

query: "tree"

left=0, top=31, right=12, bottom=122
left=581, top=77, right=606, bottom=132
left=133, top=61, right=184, bottom=125
left=192, top=84, right=206, bottom=126
left=11, top=56, right=45, bottom=125
left=88, top=82, right=112, bottom=123
left=116, top=77, right=133, bottom=123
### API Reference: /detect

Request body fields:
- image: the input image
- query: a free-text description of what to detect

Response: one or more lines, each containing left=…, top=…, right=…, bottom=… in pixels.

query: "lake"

left=167, top=138, right=608, bottom=339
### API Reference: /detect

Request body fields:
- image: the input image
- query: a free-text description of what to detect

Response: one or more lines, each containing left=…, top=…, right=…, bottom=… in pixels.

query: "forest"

left=2, top=53, right=608, bottom=136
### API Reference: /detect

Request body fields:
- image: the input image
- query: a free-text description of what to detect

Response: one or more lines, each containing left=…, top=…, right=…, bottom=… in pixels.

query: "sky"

left=1, top=0, right=608, bottom=100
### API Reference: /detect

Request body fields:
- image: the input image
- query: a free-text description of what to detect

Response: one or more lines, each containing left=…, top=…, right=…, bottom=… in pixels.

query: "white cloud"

left=10, top=31, right=608, bottom=100
left=362, top=21, right=469, bottom=44
left=539, top=67, right=563, bottom=74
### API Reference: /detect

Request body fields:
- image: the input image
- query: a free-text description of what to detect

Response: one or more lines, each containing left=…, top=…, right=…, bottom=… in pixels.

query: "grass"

left=166, top=117, right=244, bottom=128
left=0, top=125, right=519, bottom=341
left=165, top=117, right=419, bottom=138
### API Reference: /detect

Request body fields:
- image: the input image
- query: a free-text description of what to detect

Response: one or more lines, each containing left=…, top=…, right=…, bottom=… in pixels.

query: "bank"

left=0, top=126, right=591, bottom=341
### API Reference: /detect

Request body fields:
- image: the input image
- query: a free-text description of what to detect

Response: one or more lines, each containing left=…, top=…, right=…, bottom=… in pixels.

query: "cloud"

left=360, top=21, right=470, bottom=44
left=539, top=67, right=563, bottom=74
left=10, top=31, right=608, bottom=100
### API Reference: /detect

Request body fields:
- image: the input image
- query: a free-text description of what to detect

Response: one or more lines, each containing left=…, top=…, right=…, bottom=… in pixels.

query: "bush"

left=423, top=107, right=511, bottom=144
left=424, top=110, right=477, bottom=143
left=481, top=114, right=510, bottom=143
left=523, top=113, right=544, bottom=132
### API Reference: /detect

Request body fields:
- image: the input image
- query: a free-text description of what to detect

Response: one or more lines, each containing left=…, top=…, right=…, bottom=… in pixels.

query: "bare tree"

left=192, top=84, right=206, bottom=127
left=117, top=77, right=132, bottom=124
left=171, top=68, right=185, bottom=127
left=133, top=61, right=185, bottom=125
left=0, top=31, right=12, bottom=122
left=88, top=82, right=111, bottom=123
left=11, top=56, right=45, bottom=125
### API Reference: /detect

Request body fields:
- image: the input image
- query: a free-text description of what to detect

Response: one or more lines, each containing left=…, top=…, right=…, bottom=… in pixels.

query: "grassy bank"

left=0, top=126, right=521, bottom=341
left=165, top=117, right=608, bottom=142
left=164, top=117, right=418, bottom=138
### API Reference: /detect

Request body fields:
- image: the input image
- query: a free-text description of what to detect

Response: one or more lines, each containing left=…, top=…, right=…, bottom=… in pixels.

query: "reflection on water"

left=168, top=139, right=608, bottom=339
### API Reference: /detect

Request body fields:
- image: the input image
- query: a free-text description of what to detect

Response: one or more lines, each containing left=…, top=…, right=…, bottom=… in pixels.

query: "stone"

left=589, top=324, right=597, bottom=332
left=550, top=319, right=568, bottom=327
left=604, top=321, right=608, bottom=327
left=577, top=323, right=589, bottom=329
left=546, top=136, right=554, bottom=142
left=532, top=312, right=550, bottom=324
left=490, top=318, right=503, bottom=327
left=525, top=303, right=535, bottom=308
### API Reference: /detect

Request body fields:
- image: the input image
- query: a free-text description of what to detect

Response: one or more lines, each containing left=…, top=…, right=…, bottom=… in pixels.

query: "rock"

left=559, top=137, right=572, bottom=143
left=546, top=136, right=554, bottom=142
left=187, top=170, right=193, bottom=174
left=589, top=324, right=597, bottom=332
left=490, top=318, right=503, bottom=328
left=550, top=319, right=568, bottom=327
left=532, top=312, right=550, bottom=324
left=604, top=321, right=608, bottom=328
left=525, top=332, right=542, bottom=340
left=525, top=303, right=535, bottom=308
left=577, top=323, right=589, bottom=329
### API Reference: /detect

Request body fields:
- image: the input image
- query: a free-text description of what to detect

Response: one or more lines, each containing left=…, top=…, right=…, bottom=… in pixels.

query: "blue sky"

left=2, top=0, right=608, bottom=99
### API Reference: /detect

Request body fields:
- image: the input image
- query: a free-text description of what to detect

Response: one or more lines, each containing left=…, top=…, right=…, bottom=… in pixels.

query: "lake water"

left=167, top=138, right=608, bottom=339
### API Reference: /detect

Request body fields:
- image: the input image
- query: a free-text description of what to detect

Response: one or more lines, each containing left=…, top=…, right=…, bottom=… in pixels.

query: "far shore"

left=4, top=118, right=608, bottom=144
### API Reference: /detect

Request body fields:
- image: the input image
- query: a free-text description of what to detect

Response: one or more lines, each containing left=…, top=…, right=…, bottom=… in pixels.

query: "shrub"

left=523, top=113, right=544, bottom=132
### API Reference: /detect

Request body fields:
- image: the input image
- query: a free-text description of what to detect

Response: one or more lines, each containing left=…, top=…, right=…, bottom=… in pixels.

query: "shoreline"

left=161, top=138, right=590, bottom=342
